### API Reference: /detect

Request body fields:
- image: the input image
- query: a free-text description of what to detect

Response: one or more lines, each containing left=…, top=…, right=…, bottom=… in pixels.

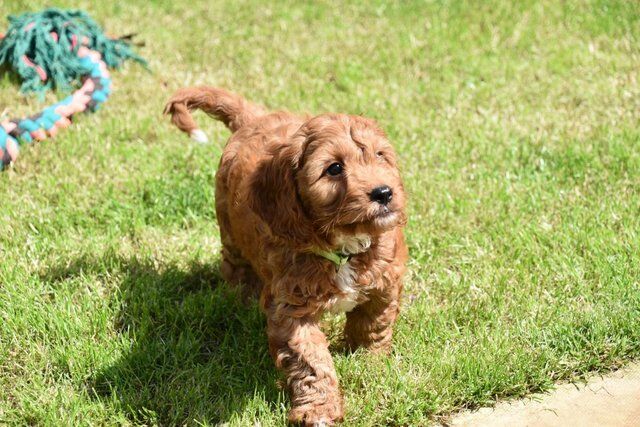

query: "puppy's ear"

left=250, top=130, right=317, bottom=247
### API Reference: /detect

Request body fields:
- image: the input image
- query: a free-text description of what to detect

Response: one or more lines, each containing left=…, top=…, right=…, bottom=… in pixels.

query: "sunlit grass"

left=1, top=0, right=639, bottom=425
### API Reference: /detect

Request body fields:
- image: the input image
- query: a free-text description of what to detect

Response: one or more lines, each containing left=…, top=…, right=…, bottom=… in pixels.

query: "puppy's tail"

left=163, top=86, right=267, bottom=143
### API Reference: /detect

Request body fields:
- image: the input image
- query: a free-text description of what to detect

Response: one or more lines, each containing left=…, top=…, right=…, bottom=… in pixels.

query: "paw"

left=345, top=337, right=392, bottom=354
left=288, top=402, right=344, bottom=426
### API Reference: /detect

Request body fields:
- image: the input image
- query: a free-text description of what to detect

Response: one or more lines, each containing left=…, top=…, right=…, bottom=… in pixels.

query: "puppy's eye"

left=326, top=162, right=344, bottom=176
left=376, top=151, right=384, bottom=158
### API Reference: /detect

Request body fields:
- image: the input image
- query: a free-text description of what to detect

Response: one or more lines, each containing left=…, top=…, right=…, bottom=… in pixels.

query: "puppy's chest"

left=327, top=261, right=373, bottom=314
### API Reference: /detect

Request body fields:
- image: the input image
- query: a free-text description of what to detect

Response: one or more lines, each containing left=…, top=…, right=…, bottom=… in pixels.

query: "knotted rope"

left=0, top=8, right=146, bottom=170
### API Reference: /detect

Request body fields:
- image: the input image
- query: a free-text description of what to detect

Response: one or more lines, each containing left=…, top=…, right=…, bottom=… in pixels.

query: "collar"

left=311, top=248, right=351, bottom=269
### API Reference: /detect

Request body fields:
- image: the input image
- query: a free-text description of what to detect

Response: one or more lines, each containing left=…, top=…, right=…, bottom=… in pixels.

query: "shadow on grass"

left=43, top=253, right=285, bottom=425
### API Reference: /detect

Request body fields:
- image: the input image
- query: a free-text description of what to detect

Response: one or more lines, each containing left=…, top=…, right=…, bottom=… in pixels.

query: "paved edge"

left=444, top=363, right=640, bottom=427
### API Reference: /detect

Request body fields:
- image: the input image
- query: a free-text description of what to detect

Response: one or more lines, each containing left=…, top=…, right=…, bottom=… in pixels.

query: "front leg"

left=344, top=284, right=402, bottom=353
left=267, top=311, right=344, bottom=426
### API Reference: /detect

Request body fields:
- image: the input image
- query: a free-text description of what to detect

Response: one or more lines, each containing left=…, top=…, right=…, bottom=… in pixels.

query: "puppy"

left=164, top=87, right=408, bottom=425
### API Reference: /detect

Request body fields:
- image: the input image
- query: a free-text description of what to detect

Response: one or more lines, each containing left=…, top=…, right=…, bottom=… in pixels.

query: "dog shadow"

left=42, top=253, right=287, bottom=425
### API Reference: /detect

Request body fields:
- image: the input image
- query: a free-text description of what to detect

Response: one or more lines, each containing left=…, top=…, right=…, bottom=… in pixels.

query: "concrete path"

left=447, top=363, right=640, bottom=427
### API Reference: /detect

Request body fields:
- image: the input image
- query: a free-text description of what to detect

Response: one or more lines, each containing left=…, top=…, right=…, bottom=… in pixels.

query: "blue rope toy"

left=0, top=8, right=146, bottom=170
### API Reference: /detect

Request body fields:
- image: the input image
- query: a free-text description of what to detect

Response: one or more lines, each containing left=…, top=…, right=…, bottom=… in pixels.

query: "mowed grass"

left=1, top=0, right=639, bottom=425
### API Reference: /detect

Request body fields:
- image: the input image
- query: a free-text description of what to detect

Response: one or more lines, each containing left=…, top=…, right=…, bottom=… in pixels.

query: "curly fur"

left=165, top=87, right=408, bottom=425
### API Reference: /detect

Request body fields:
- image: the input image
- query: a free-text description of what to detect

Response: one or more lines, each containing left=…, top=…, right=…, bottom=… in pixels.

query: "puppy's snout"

left=370, top=185, right=393, bottom=205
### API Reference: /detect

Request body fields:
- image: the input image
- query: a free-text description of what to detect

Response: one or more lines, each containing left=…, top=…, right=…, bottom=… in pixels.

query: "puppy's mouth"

left=341, top=206, right=400, bottom=230
left=376, top=205, right=394, bottom=218
left=331, top=203, right=403, bottom=232
left=371, top=206, right=399, bottom=228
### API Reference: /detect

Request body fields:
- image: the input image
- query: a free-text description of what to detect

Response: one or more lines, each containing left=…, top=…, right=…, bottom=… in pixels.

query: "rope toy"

left=0, top=8, right=146, bottom=170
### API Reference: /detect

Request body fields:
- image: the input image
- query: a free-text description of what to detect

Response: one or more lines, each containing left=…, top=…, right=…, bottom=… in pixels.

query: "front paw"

left=288, top=401, right=344, bottom=426
left=345, top=335, right=392, bottom=354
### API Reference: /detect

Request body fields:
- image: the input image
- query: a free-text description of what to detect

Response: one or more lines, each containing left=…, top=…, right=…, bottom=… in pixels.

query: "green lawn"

left=1, top=0, right=639, bottom=425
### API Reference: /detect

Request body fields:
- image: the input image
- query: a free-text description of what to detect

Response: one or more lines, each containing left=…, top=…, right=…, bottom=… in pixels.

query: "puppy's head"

left=252, top=114, right=406, bottom=248
left=296, top=114, right=406, bottom=237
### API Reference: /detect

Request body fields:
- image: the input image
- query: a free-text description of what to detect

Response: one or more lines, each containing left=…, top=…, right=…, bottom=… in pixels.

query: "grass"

left=1, top=0, right=639, bottom=425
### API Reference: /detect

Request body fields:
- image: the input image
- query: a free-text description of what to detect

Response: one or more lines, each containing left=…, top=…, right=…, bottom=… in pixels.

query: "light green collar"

left=311, top=248, right=350, bottom=268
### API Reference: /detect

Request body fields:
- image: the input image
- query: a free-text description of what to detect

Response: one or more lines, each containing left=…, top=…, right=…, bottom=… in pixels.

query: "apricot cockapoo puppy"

left=165, top=87, right=407, bottom=425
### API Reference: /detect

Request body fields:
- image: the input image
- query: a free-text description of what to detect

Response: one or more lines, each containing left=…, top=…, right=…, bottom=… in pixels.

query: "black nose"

left=370, top=185, right=393, bottom=205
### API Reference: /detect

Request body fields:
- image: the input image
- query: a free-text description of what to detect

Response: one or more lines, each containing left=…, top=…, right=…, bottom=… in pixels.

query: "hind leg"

left=220, top=243, right=263, bottom=299
left=216, top=182, right=263, bottom=299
